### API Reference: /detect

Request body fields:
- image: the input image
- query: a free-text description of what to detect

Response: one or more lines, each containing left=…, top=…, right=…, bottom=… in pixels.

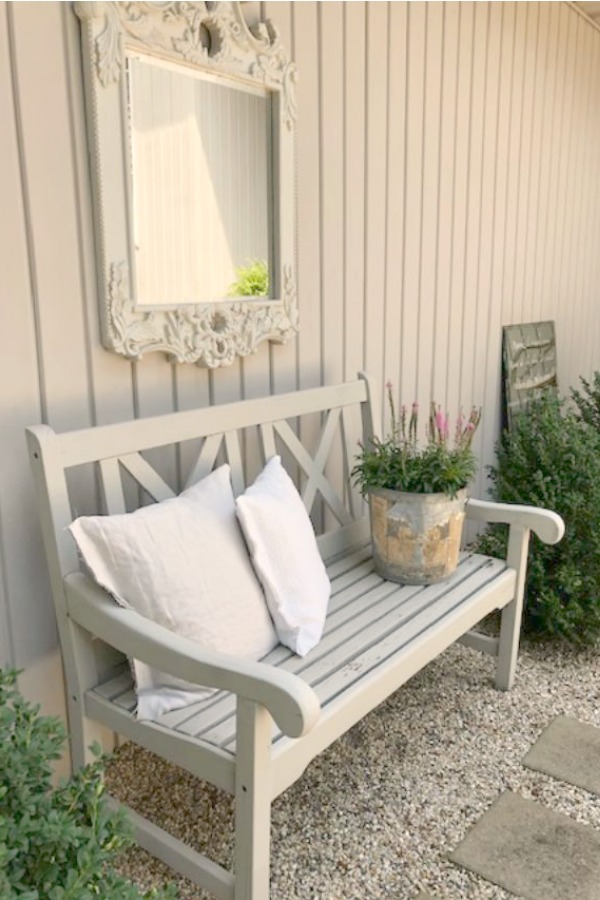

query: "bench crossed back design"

left=26, top=374, right=564, bottom=899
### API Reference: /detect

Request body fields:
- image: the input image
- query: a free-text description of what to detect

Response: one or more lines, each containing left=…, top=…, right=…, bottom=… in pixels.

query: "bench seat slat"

left=87, top=553, right=506, bottom=745
left=161, top=554, right=505, bottom=746
left=217, top=557, right=506, bottom=749
left=92, top=667, right=138, bottom=712
left=84, top=554, right=443, bottom=729
left=85, top=556, right=515, bottom=781
left=308, top=559, right=509, bottom=704
left=93, top=665, right=134, bottom=700
left=160, top=588, right=381, bottom=734
left=156, top=552, right=386, bottom=730
left=269, top=572, right=517, bottom=798
left=158, top=559, right=389, bottom=734
left=113, top=690, right=137, bottom=712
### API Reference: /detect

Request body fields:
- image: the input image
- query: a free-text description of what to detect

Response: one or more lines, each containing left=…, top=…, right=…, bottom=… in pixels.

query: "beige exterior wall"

left=1, top=1, right=600, bottom=722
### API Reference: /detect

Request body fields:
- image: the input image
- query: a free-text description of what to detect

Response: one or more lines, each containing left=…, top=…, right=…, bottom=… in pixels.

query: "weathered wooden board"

left=502, top=321, right=558, bottom=429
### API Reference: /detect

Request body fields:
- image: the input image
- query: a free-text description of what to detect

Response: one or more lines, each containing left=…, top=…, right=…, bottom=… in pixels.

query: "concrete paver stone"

left=523, top=715, right=600, bottom=796
left=449, top=790, right=600, bottom=900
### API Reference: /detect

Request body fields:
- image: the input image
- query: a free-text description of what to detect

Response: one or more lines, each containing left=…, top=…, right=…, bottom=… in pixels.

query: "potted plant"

left=352, top=384, right=481, bottom=585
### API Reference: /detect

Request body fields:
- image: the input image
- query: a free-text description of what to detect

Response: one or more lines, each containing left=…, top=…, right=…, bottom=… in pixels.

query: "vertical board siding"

left=0, top=2, right=64, bottom=668
left=363, top=2, right=389, bottom=401
left=2, top=1, right=600, bottom=701
left=343, top=2, right=367, bottom=383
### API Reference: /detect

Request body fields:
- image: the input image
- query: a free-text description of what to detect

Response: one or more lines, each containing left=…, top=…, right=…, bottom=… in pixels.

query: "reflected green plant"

left=227, top=259, right=269, bottom=297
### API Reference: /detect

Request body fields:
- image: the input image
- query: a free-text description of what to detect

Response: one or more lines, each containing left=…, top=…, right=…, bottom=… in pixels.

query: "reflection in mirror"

left=128, top=55, right=272, bottom=305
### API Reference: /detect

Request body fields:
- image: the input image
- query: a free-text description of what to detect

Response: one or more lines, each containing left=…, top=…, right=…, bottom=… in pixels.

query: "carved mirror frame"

left=75, top=1, right=298, bottom=368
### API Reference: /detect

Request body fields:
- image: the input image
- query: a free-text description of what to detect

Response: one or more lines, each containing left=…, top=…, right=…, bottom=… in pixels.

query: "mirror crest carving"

left=75, top=1, right=298, bottom=367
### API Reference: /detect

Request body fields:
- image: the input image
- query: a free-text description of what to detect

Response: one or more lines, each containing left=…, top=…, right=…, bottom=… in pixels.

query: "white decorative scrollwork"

left=107, top=262, right=298, bottom=367
left=76, top=1, right=297, bottom=126
left=95, top=3, right=122, bottom=86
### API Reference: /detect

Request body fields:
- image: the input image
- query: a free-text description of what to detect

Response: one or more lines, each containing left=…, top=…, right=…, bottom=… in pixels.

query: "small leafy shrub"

left=478, top=392, right=600, bottom=644
left=0, top=668, right=176, bottom=899
left=227, top=258, right=269, bottom=297
left=572, top=370, right=600, bottom=431
left=352, top=383, right=481, bottom=497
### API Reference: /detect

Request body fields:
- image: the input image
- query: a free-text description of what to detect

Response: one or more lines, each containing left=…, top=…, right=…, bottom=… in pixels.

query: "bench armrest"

left=64, top=572, right=321, bottom=739
left=466, top=498, right=565, bottom=545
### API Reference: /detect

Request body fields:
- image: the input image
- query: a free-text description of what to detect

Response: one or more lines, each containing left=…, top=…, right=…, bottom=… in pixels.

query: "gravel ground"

left=106, top=639, right=600, bottom=899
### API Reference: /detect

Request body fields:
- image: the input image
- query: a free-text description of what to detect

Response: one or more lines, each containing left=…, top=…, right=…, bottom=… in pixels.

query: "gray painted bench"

left=26, top=374, right=564, bottom=900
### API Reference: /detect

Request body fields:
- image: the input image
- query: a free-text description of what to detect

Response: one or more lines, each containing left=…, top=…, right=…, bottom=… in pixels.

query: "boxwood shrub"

left=572, top=370, right=600, bottom=431
left=0, top=668, right=176, bottom=899
left=478, top=391, right=600, bottom=644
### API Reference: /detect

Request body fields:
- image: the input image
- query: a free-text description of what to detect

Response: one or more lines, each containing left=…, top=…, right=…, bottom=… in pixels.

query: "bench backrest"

left=26, top=375, right=378, bottom=684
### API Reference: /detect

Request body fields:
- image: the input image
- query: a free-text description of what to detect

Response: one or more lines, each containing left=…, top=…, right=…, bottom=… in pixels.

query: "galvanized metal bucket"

left=368, top=487, right=467, bottom=585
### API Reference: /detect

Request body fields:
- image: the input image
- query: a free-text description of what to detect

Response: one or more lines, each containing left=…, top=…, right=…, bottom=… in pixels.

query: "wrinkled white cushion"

left=69, top=465, right=277, bottom=719
left=236, top=456, right=331, bottom=656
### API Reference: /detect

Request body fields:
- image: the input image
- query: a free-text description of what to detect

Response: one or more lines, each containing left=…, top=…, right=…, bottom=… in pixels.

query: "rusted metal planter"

left=368, top=487, right=467, bottom=585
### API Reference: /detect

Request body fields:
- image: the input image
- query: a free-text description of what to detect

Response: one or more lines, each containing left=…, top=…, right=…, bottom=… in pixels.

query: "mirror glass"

left=128, top=54, right=273, bottom=306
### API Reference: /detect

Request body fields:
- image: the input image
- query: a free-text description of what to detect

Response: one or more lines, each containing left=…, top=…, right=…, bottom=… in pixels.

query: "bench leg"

left=496, top=525, right=530, bottom=691
left=234, top=699, right=273, bottom=900
left=66, top=619, right=109, bottom=770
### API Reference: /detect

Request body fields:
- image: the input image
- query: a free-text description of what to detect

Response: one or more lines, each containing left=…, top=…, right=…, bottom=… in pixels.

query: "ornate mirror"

left=75, top=1, right=298, bottom=367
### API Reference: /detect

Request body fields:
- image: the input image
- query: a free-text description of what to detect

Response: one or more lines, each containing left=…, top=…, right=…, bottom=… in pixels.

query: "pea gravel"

left=106, top=639, right=600, bottom=899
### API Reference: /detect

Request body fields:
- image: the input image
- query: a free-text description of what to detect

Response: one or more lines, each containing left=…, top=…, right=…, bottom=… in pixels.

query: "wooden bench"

left=26, top=374, right=564, bottom=900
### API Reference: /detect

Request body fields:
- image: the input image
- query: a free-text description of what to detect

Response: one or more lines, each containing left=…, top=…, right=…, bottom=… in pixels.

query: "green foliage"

left=571, top=371, right=600, bottom=431
left=352, top=386, right=481, bottom=497
left=477, top=392, right=600, bottom=644
left=0, top=668, right=176, bottom=900
left=227, top=259, right=269, bottom=297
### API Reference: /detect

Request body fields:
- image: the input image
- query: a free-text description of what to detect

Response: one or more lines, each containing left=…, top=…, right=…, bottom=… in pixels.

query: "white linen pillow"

left=68, top=464, right=277, bottom=719
left=235, top=455, right=331, bottom=656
